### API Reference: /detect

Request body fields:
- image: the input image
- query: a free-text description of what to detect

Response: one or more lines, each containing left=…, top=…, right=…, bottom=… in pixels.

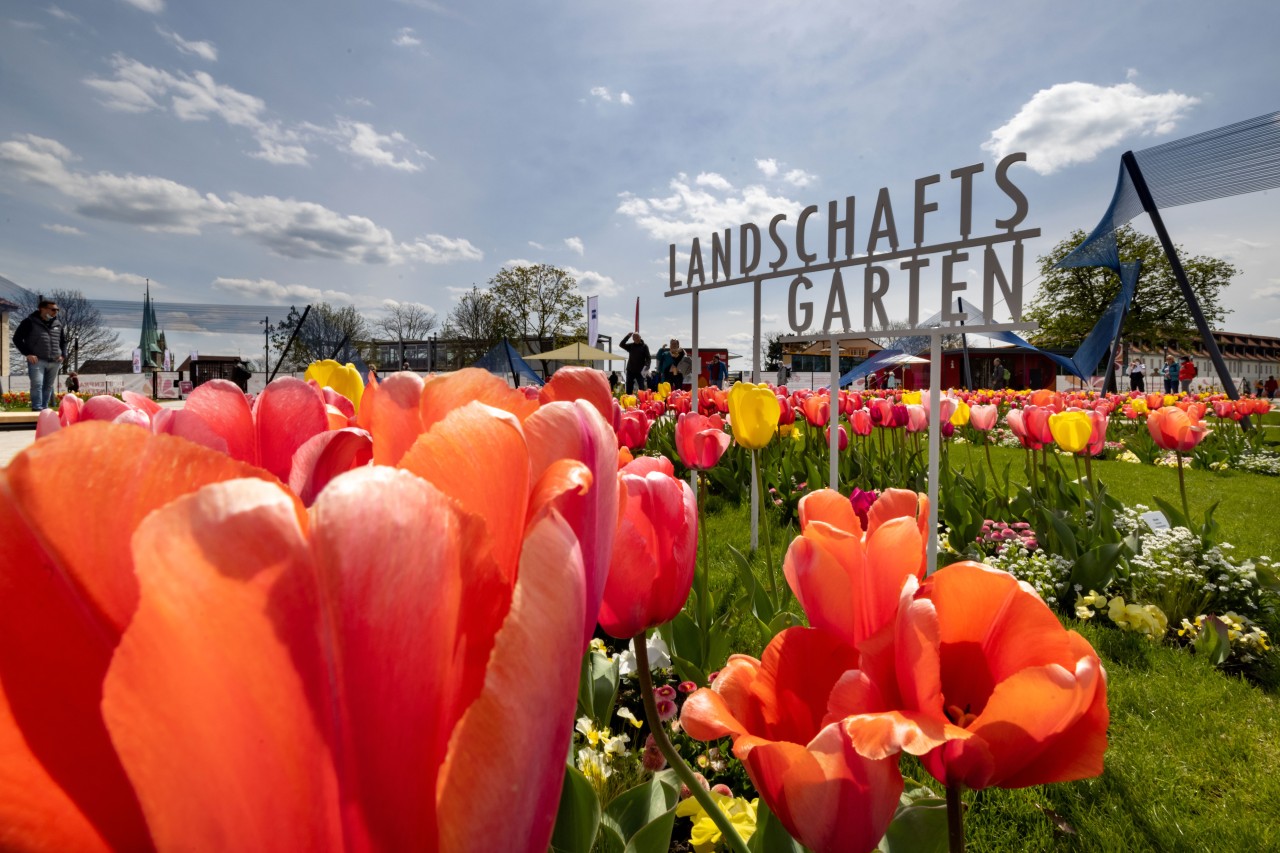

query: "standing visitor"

left=709, top=354, right=728, bottom=388
left=885, top=371, right=899, bottom=390
left=13, top=298, right=66, bottom=412
left=1266, top=375, right=1277, bottom=400
left=1163, top=356, right=1179, bottom=395
left=619, top=331, right=651, bottom=394
left=65, top=370, right=80, bottom=394
left=666, top=340, right=692, bottom=391
left=653, top=342, right=671, bottom=391
left=1128, top=358, right=1146, bottom=393
left=1178, top=355, right=1197, bottom=394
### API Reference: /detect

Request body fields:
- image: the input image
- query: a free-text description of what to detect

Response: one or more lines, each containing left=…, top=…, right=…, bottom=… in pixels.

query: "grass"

left=947, top=441, right=1280, bottom=561
left=688, top=470, right=1280, bottom=851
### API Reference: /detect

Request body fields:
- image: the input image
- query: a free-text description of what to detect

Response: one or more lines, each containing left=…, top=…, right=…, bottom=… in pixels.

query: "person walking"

left=1162, top=355, right=1179, bottom=395
left=619, top=331, right=651, bottom=394
left=13, top=298, right=67, bottom=412
left=1178, top=355, right=1197, bottom=394
left=1128, top=358, right=1146, bottom=393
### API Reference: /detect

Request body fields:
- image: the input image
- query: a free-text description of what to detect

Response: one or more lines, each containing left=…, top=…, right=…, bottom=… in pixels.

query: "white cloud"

left=695, top=172, right=732, bottom=191
left=566, top=266, right=622, bottom=297
left=564, top=236, right=584, bottom=255
left=527, top=240, right=544, bottom=250
left=120, top=0, right=164, bottom=13
left=590, top=86, right=612, bottom=103
left=42, top=223, right=84, bottom=235
left=393, top=27, right=421, bottom=47
left=983, top=80, right=1200, bottom=175
left=1257, top=284, right=1280, bottom=299
left=50, top=265, right=150, bottom=286
left=156, top=26, right=218, bottom=62
left=755, top=158, right=778, bottom=178
left=783, top=168, right=815, bottom=187
left=618, top=172, right=803, bottom=244
left=619, top=91, right=634, bottom=106
left=337, top=120, right=424, bottom=172
left=212, top=277, right=356, bottom=304
left=84, top=56, right=429, bottom=171
left=0, top=134, right=481, bottom=264
left=48, top=6, right=80, bottom=23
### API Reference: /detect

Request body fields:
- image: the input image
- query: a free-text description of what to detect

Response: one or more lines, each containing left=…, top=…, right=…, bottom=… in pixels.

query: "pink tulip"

left=675, top=412, right=731, bottom=471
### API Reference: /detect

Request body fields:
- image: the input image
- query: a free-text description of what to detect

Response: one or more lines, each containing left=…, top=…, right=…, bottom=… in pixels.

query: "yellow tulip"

left=950, top=399, right=971, bottom=427
left=304, top=359, right=365, bottom=412
left=1131, top=398, right=1148, bottom=415
left=727, top=381, right=781, bottom=450
left=1047, top=410, right=1091, bottom=454
left=901, top=390, right=922, bottom=405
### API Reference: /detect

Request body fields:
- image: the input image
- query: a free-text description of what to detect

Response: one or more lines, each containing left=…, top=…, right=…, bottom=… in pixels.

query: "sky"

left=2, top=0, right=1279, bottom=367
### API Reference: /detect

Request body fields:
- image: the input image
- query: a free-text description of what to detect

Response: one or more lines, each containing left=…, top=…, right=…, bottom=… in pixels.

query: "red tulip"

left=850, top=408, right=873, bottom=436
left=904, top=404, right=927, bottom=433
left=598, top=456, right=697, bottom=638
left=675, top=412, right=731, bottom=470
left=616, top=409, right=652, bottom=450
left=823, top=424, right=849, bottom=451
left=776, top=393, right=795, bottom=426
left=1147, top=406, right=1212, bottom=451
left=1024, top=405, right=1055, bottom=446
left=1145, top=392, right=1165, bottom=411
left=885, top=562, right=1109, bottom=790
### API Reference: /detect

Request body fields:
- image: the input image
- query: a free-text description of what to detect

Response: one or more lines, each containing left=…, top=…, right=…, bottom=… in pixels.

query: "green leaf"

left=1071, top=542, right=1124, bottom=598
left=1151, top=496, right=1188, bottom=531
left=550, top=763, right=602, bottom=853
left=583, top=650, right=620, bottom=725
left=1194, top=615, right=1231, bottom=666
left=749, top=798, right=806, bottom=852
left=600, top=775, right=679, bottom=853
left=671, top=654, right=708, bottom=687
left=877, top=795, right=949, bottom=853
left=670, top=611, right=705, bottom=672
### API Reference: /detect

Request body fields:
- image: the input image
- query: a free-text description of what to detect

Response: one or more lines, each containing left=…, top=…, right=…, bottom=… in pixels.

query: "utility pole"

left=262, top=315, right=270, bottom=378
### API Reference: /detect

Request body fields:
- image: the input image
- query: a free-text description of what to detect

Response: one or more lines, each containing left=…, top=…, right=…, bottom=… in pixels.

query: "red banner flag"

left=634, top=297, right=640, bottom=333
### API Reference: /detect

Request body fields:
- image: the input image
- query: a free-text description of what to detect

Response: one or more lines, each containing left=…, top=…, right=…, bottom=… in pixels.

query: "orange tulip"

left=1, top=408, right=598, bottom=850
left=1147, top=406, right=1213, bottom=452
left=887, top=562, right=1109, bottom=790
left=681, top=628, right=927, bottom=853
left=782, top=488, right=930, bottom=649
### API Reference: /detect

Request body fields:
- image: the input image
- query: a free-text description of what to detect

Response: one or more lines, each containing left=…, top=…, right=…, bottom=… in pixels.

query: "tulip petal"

left=539, top=366, right=614, bottom=426
left=288, top=427, right=374, bottom=506
left=360, top=372, right=426, bottom=466
left=783, top=537, right=859, bottom=647
left=798, top=488, right=862, bottom=535
left=739, top=723, right=902, bottom=853
left=253, top=378, right=330, bottom=482
left=81, top=395, right=131, bottom=422
left=419, top=368, right=538, bottom=433
left=182, top=379, right=256, bottom=464
left=523, top=400, right=619, bottom=648
left=121, top=391, right=162, bottom=417
left=399, top=402, right=530, bottom=579
left=437, top=508, right=587, bottom=853
left=680, top=654, right=767, bottom=742
left=101, top=479, right=342, bottom=849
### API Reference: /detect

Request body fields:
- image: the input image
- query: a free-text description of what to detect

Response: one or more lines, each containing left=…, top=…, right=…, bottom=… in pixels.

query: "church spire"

left=138, top=279, right=162, bottom=369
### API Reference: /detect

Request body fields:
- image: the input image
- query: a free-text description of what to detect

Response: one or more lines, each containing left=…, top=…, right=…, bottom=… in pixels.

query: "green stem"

left=697, top=473, right=710, bottom=664
left=1176, top=451, right=1191, bottom=525
left=634, top=634, right=751, bottom=853
left=946, top=783, right=966, bottom=853
left=1072, top=455, right=1086, bottom=518
left=983, top=436, right=997, bottom=482
left=1084, top=452, right=1095, bottom=502
left=755, top=448, right=778, bottom=605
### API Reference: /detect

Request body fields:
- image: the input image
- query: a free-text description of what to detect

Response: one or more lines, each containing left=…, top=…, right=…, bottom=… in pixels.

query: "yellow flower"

left=620, top=394, right=638, bottom=409
left=1131, top=398, right=1149, bottom=415
left=616, top=707, right=644, bottom=729
left=304, top=359, right=364, bottom=412
left=656, top=382, right=672, bottom=401
left=950, top=399, right=971, bottom=427
left=675, top=793, right=758, bottom=853
left=1048, top=410, right=1091, bottom=454
left=1163, top=394, right=1177, bottom=407
left=727, top=381, right=781, bottom=450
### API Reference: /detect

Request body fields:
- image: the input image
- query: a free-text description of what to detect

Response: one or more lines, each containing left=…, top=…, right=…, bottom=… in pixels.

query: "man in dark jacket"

left=14, top=299, right=67, bottom=412
left=619, top=331, right=651, bottom=394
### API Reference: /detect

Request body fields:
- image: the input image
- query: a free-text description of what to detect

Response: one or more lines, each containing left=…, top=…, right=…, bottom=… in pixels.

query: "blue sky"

left=2, top=0, right=1278, bottom=363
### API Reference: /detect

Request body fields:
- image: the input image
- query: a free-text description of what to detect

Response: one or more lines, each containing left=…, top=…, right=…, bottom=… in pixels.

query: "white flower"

left=618, top=633, right=672, bottom=676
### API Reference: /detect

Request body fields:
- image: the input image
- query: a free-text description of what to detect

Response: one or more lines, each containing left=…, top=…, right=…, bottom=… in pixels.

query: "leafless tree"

left=376, top=301, right=438, bottom=365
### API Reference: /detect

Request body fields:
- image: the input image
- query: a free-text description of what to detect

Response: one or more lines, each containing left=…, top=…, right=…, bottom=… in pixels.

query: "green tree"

left=488, top=264, right=585, bottom=344
left=271, top=302, right=372, bottom=371
left=1028, top=225, right=1235, bottom=354
left=444, top=286, right=502, bottom=343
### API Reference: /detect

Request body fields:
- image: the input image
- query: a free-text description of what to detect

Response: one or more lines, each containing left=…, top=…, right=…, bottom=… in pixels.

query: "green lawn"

left=693, top=471, right=1280, bottom=851
left=947, top=442, right=1280, bottom=561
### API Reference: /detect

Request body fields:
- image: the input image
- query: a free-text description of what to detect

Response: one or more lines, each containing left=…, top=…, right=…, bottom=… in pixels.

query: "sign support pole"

left=750, top=279, right=761, bottom=550
left=926, top=329, right=943, bottom=573
left=829, top=335, right=840, bottom=490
